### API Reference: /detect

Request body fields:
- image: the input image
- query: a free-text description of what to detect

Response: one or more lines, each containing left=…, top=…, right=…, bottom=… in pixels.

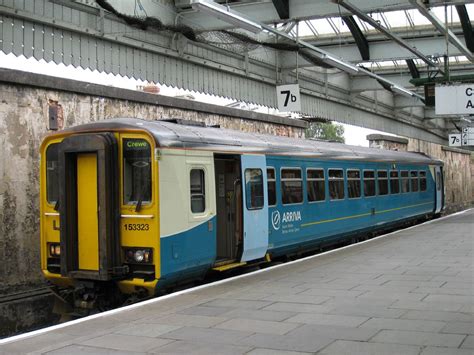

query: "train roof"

left=62, top=118, right=443, bottom=165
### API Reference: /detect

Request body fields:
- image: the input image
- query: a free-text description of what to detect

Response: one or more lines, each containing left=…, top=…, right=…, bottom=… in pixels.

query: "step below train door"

left=240, top=155, right=269, bottom=262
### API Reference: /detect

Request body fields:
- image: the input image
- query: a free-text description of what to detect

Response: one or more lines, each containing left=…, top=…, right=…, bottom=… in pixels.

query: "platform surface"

left=1, top=210, right=473, bottom=354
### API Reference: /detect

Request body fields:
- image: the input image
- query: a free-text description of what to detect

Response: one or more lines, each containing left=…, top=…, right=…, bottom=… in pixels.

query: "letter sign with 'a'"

left=436, top=85, right=474, bottom=115
left=276, top=84, right=301, bottom=112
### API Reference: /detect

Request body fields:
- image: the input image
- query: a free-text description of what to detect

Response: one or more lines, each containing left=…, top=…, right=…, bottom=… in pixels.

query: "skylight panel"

left=383, top=10, right=416, bottom=29
left=296, top=21, right=314, bottom=37
left=467, top=4, right=474, bottom=19
left=404, top=9, right=432, bottom=27
left=354, top=17, right=374, bottom=32
left=431, top=6, right=460, bottom=24
left=303, top=17, right=350, bottom=37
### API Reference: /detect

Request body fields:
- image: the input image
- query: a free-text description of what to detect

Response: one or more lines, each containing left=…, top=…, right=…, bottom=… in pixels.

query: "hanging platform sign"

left=435, top=84, right=474, bottom=115
left=276, top=84, right=301, bottom=112
left=461, top=127, right=474, bottom=146
left=448, top=128, right=474, bottom=147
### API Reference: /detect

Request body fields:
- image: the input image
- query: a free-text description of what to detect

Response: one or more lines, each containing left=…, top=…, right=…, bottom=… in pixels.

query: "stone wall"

left=0, top=70, right=306, bottom=291
left=367, top=134, right=474, bottom=212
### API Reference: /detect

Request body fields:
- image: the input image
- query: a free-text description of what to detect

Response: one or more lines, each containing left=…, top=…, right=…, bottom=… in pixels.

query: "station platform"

left=1, top=209, right=473, bottom=355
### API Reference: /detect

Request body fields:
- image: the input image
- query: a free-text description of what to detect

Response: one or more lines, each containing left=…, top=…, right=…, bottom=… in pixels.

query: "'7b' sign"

left=276, top=84, right=301, bottom=112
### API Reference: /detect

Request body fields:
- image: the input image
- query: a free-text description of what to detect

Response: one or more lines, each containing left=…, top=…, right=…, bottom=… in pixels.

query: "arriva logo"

left=282, top=211, right=302, bottom=223
left=271, top=211, right=281, bottom=230
left=127, top=141, right=148, bottom=148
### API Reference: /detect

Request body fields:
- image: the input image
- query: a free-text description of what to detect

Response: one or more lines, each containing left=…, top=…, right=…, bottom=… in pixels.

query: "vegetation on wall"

left=305, top=122, right=345, bottom=143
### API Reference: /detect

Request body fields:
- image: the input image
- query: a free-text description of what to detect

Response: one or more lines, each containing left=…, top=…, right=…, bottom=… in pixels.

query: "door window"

left=245, top=169, right=264, bottom=210
left=267, top=168, right=276, bottom=206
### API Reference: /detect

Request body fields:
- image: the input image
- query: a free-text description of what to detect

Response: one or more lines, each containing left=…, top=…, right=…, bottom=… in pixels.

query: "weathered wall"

left=0, top=70, right=305, bottom=291
left=367, top=134, right=474, bottom=212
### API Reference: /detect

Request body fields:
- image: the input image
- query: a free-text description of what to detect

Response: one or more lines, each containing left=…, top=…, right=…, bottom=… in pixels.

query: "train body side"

left=265, top=155, right=437, bottom=258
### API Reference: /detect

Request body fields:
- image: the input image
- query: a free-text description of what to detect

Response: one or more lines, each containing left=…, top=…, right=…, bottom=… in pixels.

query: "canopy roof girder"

left=410, top=0, right=474, bottom=62
left=178, top=0, right=474, bottom=30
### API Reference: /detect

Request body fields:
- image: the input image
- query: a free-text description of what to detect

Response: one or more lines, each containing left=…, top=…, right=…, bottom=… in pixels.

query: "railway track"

left=0, top=287, right=53, bottom=305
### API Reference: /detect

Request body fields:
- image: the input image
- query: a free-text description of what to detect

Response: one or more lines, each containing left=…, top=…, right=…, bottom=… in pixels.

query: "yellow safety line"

left=301, top=201, right=433, bottom=228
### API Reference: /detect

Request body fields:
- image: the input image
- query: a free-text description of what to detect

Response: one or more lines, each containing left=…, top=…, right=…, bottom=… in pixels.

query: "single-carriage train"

left=40, top=118, right=444, bottom=311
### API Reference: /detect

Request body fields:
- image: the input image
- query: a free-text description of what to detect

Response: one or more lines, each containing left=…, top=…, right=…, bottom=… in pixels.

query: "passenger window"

left=436, top=171, right=441, bottom=191
left=347, top=170, right=361, bottom=199
left=123, top=138, right=152, bottom=205
left=307, top=169, right=325, bottom=202
left=378, top=170, right=388, bottom=195
left=401, top=171, right=410, bottom=193
left=363, top=170, right=376, bottom=197
left=410, top=171, right=419, bottom=192
left=245, top=169, right=264, bottom=210
left=46, top=143, right=60, bottom=205
left=281, top=168, right=303, bottom=205
left=190, top=169, right=205, bottom=213
left=329, top=169, right=345, bottom=200
left=419, top=171, right=427, bottom=191
left=390, top=170, right=400, bottom=194
left=267, top=168, right=276, bottom=206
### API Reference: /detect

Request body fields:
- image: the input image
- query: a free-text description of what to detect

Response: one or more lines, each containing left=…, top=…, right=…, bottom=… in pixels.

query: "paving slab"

left=370, top=329, right=466, bottom=347
left=1, top=209, right=472, bottom=355
left=317, top=340, right=421, bottom=355
left=460, top=335, right=474, bottom=349
left=148, top=340, right=252, bottom=354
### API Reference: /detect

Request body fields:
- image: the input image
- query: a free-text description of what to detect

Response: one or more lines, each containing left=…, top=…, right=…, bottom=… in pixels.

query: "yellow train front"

left=41, top=120, right=162, bottom=312
left=40, top=117, right=443, bottom=314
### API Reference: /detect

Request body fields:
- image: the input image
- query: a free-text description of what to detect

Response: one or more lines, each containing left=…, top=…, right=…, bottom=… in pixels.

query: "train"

left=40, top=118, right=444, bottom=313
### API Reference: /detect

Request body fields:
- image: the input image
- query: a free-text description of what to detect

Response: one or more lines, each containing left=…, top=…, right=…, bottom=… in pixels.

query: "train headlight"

left=124, top=248, right=153, bottom=264
left=48, top=243, right=61, bottom=257
left=134, top=250, right=144, bottom=263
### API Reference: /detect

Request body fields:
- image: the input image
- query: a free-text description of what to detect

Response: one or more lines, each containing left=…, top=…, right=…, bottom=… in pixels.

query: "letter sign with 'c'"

left=276, top=84, right=301, bottom=112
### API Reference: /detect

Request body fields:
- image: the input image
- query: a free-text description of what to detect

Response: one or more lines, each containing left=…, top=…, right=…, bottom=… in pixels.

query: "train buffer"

left=1, top=209, right=472, bottom=354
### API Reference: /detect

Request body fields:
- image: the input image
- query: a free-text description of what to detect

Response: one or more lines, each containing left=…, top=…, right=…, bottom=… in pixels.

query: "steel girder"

left=410, top=0, right=474, bottom=62
left=178, top=0, right=474, bottom=30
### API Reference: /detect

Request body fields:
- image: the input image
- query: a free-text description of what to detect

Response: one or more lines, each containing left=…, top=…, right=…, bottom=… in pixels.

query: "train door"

left=434, top=165, right=444, bottom=214
left=214, top=154, right=242, bottom=264
left=240, top=155, right=269, bottom=262
left=76, top=153, right=99, bottom=271
left=58, top=133, right=121, bottom=280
